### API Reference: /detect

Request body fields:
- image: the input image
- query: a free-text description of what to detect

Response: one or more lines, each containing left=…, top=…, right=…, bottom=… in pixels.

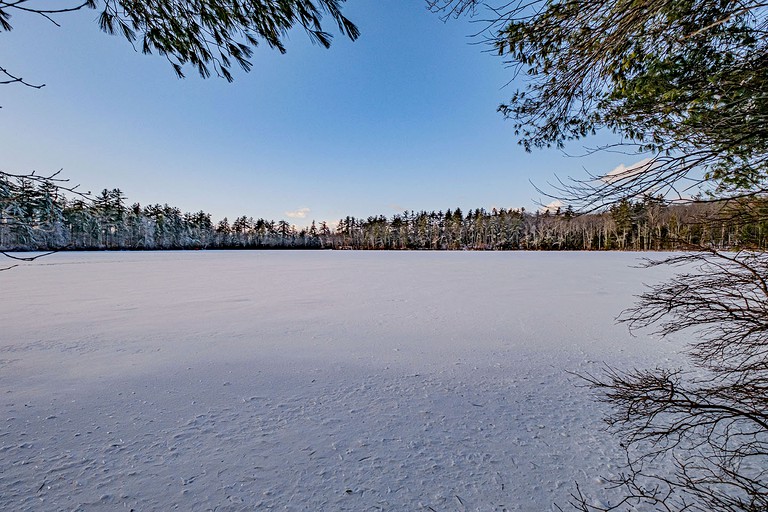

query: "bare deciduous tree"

left=570, top=250, right=768, bottom=511
left=431, top=1, right=768, bottom=510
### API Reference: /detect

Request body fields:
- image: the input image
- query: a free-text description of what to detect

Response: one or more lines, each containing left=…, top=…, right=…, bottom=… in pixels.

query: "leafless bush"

left=571, top=250, right=768, bottom=511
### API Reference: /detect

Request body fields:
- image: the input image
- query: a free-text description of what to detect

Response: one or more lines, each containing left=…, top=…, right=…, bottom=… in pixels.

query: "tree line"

left=4, top=1, right=767, bottom=510
left=3, top=175, right=767, bottom=252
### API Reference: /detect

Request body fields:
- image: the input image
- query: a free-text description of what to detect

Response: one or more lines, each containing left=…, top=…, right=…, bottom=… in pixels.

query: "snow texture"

left=0, top=251, right=683, bottom=511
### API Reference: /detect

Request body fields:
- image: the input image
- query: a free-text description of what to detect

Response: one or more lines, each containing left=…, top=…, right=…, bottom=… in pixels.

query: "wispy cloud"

left=285, top=207, right=310, bottom=219
left=602, top=158, right=654, bottom=184
left=539, top=200, right=563, bottom=213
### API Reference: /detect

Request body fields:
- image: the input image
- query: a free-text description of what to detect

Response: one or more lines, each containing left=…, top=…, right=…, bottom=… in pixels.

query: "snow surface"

left=0, top=251, right=684, bottom=511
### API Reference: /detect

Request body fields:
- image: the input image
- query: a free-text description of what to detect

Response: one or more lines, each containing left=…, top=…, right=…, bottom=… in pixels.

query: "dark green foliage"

left=0, top=0, right=358, bottom=81
left=432, top=0, right=768, bottom=207
left=427, top=3, right=768, bottom=509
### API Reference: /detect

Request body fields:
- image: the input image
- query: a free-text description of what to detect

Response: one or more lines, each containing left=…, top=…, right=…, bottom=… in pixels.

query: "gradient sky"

left=1, top=1, right=631, bottom=225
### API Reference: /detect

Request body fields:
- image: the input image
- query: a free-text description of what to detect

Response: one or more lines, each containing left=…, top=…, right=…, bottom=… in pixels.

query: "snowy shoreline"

left=1, top=251, right=683, bottom=510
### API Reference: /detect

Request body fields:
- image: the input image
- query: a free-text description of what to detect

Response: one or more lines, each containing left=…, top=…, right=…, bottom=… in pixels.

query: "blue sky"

left=0, top=1, right=629, bottom=224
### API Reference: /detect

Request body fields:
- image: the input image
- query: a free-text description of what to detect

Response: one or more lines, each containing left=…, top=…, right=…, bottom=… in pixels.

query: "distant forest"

left=2, top=176, right=767, bottom=251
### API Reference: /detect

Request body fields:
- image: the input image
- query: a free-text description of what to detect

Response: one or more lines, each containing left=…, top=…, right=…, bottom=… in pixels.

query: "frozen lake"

left=0, top=251, right=683, bottom=510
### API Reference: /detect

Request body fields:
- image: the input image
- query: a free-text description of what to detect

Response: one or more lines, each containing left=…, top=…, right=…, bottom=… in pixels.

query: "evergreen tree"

left=1, top=0, right=359, bottom=87
left=432, top=0, right=768, bottom=509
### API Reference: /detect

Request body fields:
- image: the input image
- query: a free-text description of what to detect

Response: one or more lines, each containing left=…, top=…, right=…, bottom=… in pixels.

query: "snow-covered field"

left=0, top=251, right=683, bottom=511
